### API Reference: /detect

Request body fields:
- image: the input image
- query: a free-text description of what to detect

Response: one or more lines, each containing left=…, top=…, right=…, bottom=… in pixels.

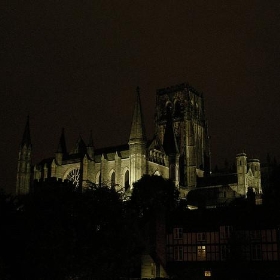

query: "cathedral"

left=16, top=83, right=262, bottom=204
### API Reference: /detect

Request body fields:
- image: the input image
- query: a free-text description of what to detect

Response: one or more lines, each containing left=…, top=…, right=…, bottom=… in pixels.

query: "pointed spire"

left=71, top=135, right=87, bottom=155
left=57, top=128, right=67, bottom=154
left=87, top=130, right=95, bottom=159
left=21, top=115, right=31, bottom=148
left=129, top=86, right=146, bottom=143
left=88, top=130, right=94, bottom=147
left=163, top=112, right=179, bottom=155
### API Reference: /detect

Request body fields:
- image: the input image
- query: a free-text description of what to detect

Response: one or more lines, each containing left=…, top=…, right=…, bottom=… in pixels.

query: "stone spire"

left=56, top=128, right=67, bottom=154
left=55, top=128, right=67, bottom=165
left=16, top=116, right=32, bottom=195
left=87, top=130, right=94, bottom=159
left=21, top=115, right=31, bottom=148
left=88, top=130, right=94, bottom=147
left=129, top=86, right=146, bottom=144
left=129, top=87, right=147, bottom=185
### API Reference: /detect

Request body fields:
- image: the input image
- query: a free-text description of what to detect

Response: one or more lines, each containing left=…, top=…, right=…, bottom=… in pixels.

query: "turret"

left=16, top=116, right=32, bottom=195
left=236, top=153, right=247, bottom=195
left=129, top=87, right=147, bottom=185
left=87, top=130, right=94, bottom=160
left=247, top=158, right=262, bottom=194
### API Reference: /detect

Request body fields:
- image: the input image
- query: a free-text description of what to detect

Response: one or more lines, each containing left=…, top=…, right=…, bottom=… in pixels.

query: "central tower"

left=155, top=83, right=210, bottom=191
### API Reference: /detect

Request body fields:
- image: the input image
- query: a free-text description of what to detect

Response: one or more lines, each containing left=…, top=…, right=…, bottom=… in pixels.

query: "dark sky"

left=1, top=0, right=280, bottom=193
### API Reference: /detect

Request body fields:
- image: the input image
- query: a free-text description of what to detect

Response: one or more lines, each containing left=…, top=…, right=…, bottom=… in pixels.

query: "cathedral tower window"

left=166, top=101, right=173, bottom=116
left=110, top=171, right=115, bottom=187
left=174, top=100, right=181, bottom=117
left=96, top=171, right=101, bottom=186
left=124, top=170, right=129, bottom=191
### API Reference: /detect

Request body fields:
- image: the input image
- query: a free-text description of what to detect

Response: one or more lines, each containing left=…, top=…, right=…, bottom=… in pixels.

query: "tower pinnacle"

left=16, top=116, right=32, bottom=195
left=129, top=86, right=146, bottom=143
left=21, top=115, right=31, bottom=148
left=56, top=127, right=67, bottom=154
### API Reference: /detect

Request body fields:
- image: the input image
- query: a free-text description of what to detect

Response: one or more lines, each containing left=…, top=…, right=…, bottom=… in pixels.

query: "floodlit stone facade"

left=16, top=83, right=261, bottom=200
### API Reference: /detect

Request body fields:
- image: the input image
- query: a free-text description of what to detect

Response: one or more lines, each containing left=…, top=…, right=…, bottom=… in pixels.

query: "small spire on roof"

left=88, top=130, right=94, bottom=147
left=56, top=127, right=67, bottom=154
left=129, top=86, right=146, bottom=143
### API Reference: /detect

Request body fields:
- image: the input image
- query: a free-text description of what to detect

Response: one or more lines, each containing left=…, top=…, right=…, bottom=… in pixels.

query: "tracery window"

left=66, top=168, right=80, bottom=188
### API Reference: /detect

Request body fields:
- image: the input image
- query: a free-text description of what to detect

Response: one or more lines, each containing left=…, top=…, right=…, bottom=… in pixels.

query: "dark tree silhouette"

left=129, top=174, right=179, bottom=221
left=0, top=180, right=140, bottom=280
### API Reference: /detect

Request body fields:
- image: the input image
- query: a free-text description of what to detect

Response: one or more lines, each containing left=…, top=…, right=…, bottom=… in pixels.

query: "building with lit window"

left=165, top=205, right=280, bottom=279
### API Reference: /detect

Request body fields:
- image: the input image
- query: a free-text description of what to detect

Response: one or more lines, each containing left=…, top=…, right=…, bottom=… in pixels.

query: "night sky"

left=1, top=1, right=280, bottom=193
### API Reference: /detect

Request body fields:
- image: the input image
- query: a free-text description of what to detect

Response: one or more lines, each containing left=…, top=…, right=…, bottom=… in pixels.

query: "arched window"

left=174, top=100, right=181, bottom=116
left=66, top=168, right=80, bottom=188
left=96, top=171, right=101, bottom=186
left=124, top=170, right=129, bottom=191
left=165, top=101, right=172, bottom=116
left=111, top=171, right=115, bottom=187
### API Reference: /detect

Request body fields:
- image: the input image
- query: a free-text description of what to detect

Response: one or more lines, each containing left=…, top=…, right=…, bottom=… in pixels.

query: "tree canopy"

left=0, top=181, right=140, bottom=280
left=0, top=175, right=180, bottom=279
left=129, top=174, right=179, bottom=219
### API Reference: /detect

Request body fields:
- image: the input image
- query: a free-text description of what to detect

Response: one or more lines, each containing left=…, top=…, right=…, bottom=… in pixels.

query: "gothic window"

left=66, top=168, right=80, bottom=188
left=111, top=171, right=115, bottom=187
left=166, top=101, right=173, bottom=116
left=124, top=170, right=129, bottom=191
left=195, top=103, right=199, bottom=115
left=174, top=100, right=181, bottom=117
left=96, top=171, right=101, bottom=186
